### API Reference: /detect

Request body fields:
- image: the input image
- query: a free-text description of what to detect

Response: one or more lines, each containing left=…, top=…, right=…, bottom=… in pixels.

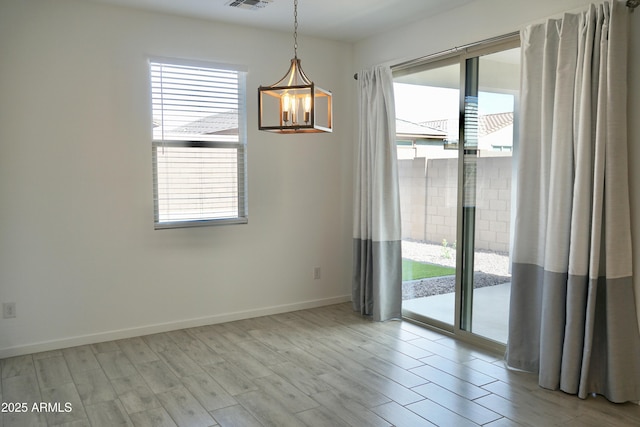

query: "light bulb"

left=282, top=93, right=291, bottom=123
left=290, top=95, right=297, bottom=124
left=304, top=95, right=311, bottom=123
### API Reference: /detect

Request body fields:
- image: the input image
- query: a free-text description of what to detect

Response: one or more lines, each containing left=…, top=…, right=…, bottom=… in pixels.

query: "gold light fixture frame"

left=258, top=0, right=332, bottom=133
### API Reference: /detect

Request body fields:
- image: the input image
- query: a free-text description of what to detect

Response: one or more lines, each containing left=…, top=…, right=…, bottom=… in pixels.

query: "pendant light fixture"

left=258, top=0, right=332, bottom=133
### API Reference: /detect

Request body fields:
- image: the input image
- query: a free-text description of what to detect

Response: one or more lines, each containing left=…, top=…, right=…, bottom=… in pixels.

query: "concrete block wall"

left=398, top=156, right=511, bottom=253
left=473, top=156, right=512, bottom=252
left=425, top=157, right=458, bottom=246
left=398, top=158, right=427, bottom=241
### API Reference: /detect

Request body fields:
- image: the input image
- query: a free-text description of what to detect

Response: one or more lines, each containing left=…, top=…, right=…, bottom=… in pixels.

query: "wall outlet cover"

left=3, top=302, right=16, bottom=319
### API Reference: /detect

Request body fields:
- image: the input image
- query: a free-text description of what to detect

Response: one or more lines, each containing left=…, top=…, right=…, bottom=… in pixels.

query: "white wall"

left=0, top=0, right=355, bottom=357
left=353, top=0, right=640, bottom=327
left=353, top=0, right=606, bottom=70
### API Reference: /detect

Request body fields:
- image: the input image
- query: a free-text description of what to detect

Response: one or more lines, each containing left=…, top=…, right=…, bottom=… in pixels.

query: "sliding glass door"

left=396, top=61, right=460, bottom=329
left=396, top=40, right=520, bottom=347
left=464, top=48, right=519, bottom=343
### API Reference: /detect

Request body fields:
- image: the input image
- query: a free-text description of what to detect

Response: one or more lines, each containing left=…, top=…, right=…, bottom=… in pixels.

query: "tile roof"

left=420, top=112, right=513, bottom=137
left=479, top=112, right=513, bottom=137
left=171, top=110, right=239, bottom=135
left=396, top=118, right=447, bottom=139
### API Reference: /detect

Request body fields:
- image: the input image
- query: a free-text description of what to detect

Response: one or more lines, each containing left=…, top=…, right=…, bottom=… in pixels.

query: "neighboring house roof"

left=420, top=112, right=514, bottom=138
left=479, top=112, right=513, bottom=137
left=396, top=118, right=447, bottom=139
left=171, top=110, right=239, bottom=136
left=421, top=118, right=451, bottom=134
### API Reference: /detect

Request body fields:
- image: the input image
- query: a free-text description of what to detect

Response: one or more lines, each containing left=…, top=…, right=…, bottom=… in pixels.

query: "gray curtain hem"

left=506, top=262, right=640, bottom=403
left=352, top=238, right=402, bottom=322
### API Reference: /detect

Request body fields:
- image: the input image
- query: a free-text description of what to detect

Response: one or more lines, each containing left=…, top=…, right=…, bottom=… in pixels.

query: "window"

left=150, top=59, right=248, bottom=229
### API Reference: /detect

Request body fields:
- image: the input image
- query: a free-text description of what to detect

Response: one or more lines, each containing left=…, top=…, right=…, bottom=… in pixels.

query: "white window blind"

left=150, top=59, right=247, bottom=229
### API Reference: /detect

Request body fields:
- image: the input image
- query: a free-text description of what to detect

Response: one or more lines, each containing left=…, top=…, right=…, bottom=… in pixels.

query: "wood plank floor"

left=2, top=302, right=640, bottom=426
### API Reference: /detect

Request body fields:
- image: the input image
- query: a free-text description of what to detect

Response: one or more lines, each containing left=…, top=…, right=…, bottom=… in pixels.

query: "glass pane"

left=469, top=47, right=520, bottom=343
left=151, top=62, right=240, bottom=143
left=155, top=145, right=240, bottom=223
left=395, top=63, right=460, bottom=327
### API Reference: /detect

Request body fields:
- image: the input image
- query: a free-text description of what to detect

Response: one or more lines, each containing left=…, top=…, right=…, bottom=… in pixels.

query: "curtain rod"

left=391, top=31, right=519, bottom=74
left=354, top=1, right=638, bottom=80
left=354, top=31, right=518, bottom=80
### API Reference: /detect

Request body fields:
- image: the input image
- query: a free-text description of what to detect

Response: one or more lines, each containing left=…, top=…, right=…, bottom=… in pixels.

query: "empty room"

left=2, top=0, right=640, bottom=425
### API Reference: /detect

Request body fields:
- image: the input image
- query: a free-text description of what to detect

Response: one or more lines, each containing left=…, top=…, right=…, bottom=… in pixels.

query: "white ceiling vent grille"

left=226, top=0, right=273, bottom=10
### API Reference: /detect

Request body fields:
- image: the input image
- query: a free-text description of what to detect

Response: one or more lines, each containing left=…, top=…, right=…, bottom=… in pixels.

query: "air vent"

left=226, top=0, right=273, bottom=10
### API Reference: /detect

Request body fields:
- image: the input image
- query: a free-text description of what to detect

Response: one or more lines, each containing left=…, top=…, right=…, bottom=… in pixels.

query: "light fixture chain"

left=293, top=0, right=298, bottom=58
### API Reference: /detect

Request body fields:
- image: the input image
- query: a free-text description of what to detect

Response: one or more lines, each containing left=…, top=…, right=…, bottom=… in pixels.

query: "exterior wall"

left=425, top=157, right=459, bottom=246
left=399, top=156, right=511, bottom=253
left=399, top=158, right=427, bottom=241
left=474, top=157, right=512, bottom=252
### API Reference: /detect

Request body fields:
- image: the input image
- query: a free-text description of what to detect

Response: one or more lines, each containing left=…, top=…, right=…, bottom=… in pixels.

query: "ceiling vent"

left=226, top=0, right=273, bottom=10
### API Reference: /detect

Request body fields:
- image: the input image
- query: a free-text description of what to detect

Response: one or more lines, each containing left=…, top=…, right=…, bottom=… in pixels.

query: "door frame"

left=395, top=34, right=520, bottom=353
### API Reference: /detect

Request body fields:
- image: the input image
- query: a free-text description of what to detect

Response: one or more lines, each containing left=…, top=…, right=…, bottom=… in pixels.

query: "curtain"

left=352, top=65, right=402, bottom=321
left=506, top=0, right=640, bottom=402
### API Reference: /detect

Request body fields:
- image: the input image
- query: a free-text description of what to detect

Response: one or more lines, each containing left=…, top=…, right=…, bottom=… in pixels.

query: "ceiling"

left=84, top=0, right=479, bottom=42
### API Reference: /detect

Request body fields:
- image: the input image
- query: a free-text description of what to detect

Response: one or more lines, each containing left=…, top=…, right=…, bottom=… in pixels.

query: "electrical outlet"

left=3, top=302, right=16, bottom=319
left=313, top=267, right=321, bottom=280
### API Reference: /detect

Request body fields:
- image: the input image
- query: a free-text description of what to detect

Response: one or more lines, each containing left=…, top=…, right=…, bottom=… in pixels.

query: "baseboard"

left=0, top=295, right=352, bottom=359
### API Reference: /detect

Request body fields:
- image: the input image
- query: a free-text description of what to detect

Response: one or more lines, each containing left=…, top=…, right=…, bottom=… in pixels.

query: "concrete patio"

left=403, top=282, right=511, bottom=343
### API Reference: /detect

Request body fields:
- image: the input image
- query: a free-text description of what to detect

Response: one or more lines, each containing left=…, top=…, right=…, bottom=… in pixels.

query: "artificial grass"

left=402, top=259, right=456, bottom=281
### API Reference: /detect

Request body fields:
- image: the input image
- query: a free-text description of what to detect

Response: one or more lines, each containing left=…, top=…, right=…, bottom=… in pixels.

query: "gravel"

left=401, top=240, right=511, bottom=300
